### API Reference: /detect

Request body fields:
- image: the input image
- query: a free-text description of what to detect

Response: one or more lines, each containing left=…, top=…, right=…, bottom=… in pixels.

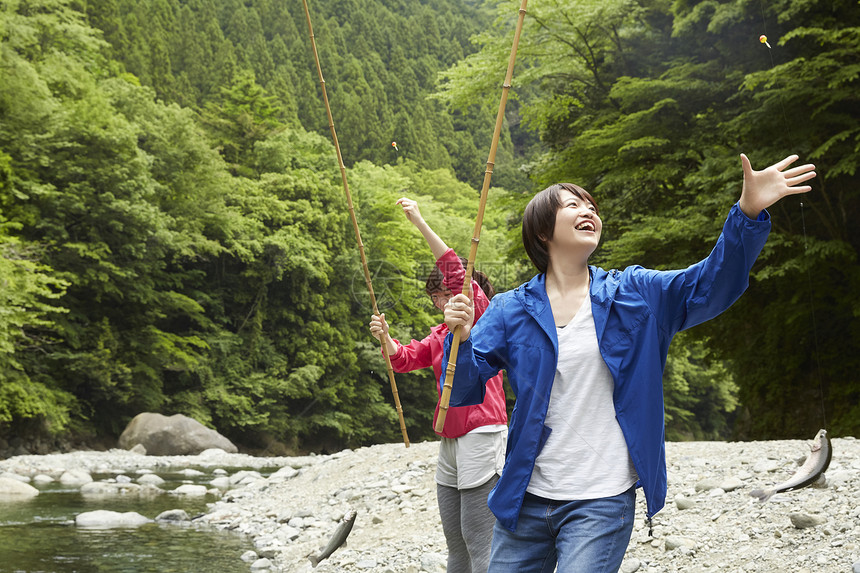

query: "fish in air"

left=750, top=428, right=832, bottom=502
left=308, top=509, right=358, bottom=567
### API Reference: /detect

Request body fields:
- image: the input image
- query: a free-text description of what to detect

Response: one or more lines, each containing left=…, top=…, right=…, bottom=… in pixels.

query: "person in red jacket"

left=370, top=198, right=508, bottom=573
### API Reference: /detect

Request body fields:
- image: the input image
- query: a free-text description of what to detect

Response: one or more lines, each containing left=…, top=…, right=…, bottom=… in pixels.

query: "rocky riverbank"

left=2, top=436, right=859, bottom=572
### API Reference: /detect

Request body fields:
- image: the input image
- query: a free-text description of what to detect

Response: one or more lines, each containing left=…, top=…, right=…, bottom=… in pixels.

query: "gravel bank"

left=2, top=437, right=859, bottom=572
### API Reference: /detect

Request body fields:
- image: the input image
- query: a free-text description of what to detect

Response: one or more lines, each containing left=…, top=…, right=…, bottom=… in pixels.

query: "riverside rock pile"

left=1, top=437, right=859, bottom=572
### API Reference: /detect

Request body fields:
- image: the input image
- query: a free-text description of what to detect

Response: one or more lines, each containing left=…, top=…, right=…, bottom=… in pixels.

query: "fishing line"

left=799, top=203, right=828, bottom=430
left=300, top=0, right=410, bottom=447
left=758, top=0, right=828, bottom=431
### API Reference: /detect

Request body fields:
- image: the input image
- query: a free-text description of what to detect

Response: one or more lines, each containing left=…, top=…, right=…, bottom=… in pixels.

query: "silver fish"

left=308, top=509, right=357, bottom=567
left=750, top=429, right=832, bottom=502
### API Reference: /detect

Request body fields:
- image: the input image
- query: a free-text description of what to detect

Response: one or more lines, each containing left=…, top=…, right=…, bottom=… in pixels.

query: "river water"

left=0, top=467, right=264, bottom=573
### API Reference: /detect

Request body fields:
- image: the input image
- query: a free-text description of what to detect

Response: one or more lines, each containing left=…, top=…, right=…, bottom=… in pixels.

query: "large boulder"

left=118, top=413, right=238, bottom=455
left=0, top=477, right=39, bottom=498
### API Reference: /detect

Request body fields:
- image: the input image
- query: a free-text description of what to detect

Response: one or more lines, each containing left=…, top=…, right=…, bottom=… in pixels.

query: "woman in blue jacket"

left=441, top=153, right=816, bottom=573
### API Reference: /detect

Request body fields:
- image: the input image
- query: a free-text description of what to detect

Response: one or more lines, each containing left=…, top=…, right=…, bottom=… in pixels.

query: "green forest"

left=0, top=0, right=857, bottom=453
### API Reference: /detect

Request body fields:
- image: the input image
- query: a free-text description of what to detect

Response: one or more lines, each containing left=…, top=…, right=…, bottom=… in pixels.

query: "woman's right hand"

left=444, top=294, right=474, bottom=341
left=369, top=313, right=390, bottom=341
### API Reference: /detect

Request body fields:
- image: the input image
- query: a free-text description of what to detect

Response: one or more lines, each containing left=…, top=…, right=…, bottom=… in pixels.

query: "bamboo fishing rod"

left=435, top=0, right=529, bottom=434
left=301, top=0, right=410, bottom=447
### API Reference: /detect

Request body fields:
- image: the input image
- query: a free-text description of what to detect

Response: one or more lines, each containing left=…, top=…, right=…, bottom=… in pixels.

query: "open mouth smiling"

left=575, top=221, right=595, bottom=232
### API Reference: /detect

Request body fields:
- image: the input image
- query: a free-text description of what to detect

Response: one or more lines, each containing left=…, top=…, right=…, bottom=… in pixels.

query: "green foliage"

left=0, top=232, right=66, bottom=357
left=0, top=229, right=72, bottom=430
left=0, top=376, right=74, bottom=431
left=663, top=332, right=738, bottom=441
left=201, top=71, right=283, bottom=176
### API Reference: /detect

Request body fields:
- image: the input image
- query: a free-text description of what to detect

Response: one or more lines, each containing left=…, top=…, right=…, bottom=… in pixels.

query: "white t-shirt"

left=527, top=297, right=638, bottom=500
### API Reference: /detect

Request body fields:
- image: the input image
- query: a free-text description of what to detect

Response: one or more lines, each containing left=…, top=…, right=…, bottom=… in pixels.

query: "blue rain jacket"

left=442, top=203, right=771, bottom=531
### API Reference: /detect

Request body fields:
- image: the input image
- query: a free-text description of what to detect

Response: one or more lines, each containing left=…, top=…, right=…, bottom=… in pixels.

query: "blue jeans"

left=487, top=487, right=636, bottom=573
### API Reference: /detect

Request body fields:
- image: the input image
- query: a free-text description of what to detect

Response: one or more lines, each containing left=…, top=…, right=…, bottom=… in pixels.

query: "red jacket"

left=388, top=249, right=507, bottom=438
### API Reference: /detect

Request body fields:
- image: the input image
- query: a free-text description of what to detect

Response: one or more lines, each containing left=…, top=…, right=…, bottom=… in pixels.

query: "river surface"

left=0, top=467, right=265, bottom=573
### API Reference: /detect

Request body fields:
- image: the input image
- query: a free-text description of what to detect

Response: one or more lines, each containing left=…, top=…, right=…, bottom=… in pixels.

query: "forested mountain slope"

left=80, top=0, right=528, bottom=189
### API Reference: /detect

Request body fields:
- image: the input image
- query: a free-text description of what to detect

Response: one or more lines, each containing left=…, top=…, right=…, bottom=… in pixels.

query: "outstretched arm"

left=637, top=153, right=817, bottom=334
left=396, top=198, right=448, bottom=260
left=738, top=154, right=816, bottom=219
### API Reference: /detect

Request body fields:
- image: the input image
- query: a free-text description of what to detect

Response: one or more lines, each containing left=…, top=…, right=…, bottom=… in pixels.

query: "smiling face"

left=546, top=189, right=602, bottom=259
left=523, top=182, right=601, bottom=273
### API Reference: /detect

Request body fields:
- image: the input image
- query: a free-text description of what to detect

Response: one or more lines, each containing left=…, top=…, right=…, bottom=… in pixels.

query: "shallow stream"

left=0, top=467, right=265, bottom=572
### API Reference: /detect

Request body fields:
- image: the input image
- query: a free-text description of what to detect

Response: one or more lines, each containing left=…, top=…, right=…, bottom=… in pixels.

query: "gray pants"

left=437, top=474, right=499, bottom=573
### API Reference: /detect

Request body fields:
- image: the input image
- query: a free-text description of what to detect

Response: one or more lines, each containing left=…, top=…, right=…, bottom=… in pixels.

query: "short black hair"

left=522, top=183, right=599, bottom=273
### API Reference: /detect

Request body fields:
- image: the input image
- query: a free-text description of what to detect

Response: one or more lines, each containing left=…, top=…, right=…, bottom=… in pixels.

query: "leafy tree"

left=201, top=71, right=283, bottom=176
left=2, top=0, right=235, bottom=436
left=0, top=223, right=72, bottom=432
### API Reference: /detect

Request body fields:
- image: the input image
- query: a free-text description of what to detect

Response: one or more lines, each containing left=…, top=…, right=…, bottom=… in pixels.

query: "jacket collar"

left=516, top=274, right=557, bottom=352
left=588, top=266, right=620, bottom=342
left=515, top=266, right=621, bottom=344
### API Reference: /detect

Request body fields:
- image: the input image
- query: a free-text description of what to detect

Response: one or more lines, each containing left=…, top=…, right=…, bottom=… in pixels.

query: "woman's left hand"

left=396, top=197, right=424, bottom=226
left=738, top=153, right=816, bottom=218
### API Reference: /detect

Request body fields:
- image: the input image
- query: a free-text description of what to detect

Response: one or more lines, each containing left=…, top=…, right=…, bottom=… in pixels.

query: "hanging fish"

left=308, top=510, right=358, bottom=567
left=759, top=34, right=771, bottom=48
left=750, top=429, right=832, bottom=502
